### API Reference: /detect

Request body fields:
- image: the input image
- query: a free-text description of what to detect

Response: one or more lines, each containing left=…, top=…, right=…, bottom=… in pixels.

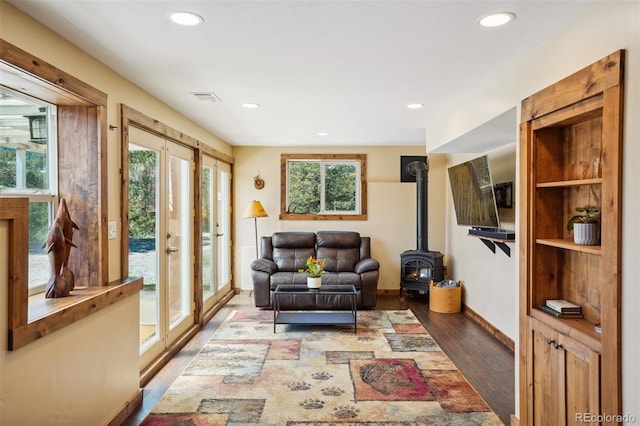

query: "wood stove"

left=400, top=157, right=444, bottom=297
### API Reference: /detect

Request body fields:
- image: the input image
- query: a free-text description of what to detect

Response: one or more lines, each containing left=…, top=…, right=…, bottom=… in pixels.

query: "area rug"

left=141, top=309, right=503, bottom=425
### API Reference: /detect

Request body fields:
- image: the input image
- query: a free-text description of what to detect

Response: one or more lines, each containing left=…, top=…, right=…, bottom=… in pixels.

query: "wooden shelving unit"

left=519, top=50, right=624, bottom=425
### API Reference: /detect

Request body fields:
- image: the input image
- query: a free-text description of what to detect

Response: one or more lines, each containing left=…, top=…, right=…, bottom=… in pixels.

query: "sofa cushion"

left=316, top=231, right=361, bottom=248
left=269, top=271, right=308, bottom=287
left=271, top=232, right=316, bottom=272
left=316, top=231, right=361, bottom=272
left=321, top=272, right=361, bottom=287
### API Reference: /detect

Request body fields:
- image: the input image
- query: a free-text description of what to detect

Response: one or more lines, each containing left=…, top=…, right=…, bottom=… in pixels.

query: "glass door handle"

left=166, top=246, right=179, bottom=253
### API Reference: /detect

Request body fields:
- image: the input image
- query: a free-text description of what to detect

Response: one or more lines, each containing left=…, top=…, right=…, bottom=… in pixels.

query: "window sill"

left=9, top=277, right=143, bottom=350
left=280, top=213, right=367, bottom=221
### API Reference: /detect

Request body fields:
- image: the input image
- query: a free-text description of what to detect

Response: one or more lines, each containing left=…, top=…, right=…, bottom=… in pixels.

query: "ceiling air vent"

left=191, top=92, right=222, bottom=102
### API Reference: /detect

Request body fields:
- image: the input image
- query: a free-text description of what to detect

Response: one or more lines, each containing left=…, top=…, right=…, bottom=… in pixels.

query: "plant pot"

left=307, top=276, right=322, bottom=289
left=573, top=222, right=600, bottom=245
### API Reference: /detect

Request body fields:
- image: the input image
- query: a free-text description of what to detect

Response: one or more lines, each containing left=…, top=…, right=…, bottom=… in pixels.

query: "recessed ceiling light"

left=242, top=103, right=260, bottom=109
left=170, top=11, right=204, bottom=26
left=478, top=12, right=515, bottom=28
left=406, top=103, right=424, bottom=109
left=317, top=132, right=329, bottom=136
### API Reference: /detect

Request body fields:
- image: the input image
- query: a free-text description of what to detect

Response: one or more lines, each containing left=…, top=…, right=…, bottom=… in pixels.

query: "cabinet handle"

left=545, top=338, right=563, bottom=350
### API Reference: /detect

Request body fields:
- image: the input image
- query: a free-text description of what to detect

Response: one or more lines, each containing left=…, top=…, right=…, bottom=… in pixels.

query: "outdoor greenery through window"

left=0, top=87, right=58, bottom=294
left=281, top=154, right=366, bottom=220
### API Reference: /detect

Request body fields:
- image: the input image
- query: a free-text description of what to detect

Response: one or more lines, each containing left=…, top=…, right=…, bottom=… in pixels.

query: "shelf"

left=537, top=178, right=602, bottom=188
left=535, top=238, right=601, bottom=255
left=520, top=50, right=623, bottom=423
left=530, top=308, right=601, bottom=353
left=468, top=233, right=514, bottom=256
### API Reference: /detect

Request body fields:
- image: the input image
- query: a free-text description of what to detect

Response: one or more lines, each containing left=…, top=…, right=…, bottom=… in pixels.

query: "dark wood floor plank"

left=122, top=293, right=514, bottom=425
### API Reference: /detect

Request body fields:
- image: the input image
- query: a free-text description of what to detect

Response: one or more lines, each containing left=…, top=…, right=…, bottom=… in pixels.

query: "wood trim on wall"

left=279, top=153, right=368, bottom=220
left=0, top=198, right=29, bottom=332
left=463, top=304, right=515, bottom=352
left=1, top=39, right=118, bottom=350
left=1, top=38, right=109, bottom=288
left=119, top=104, right=234, bottom=293
left=119, top=104, right=237, bottom=377
left=0, top=39, right=108, bottom=106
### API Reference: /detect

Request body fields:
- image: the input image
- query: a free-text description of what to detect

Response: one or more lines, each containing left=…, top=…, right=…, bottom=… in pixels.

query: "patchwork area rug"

left=141, top=309, right=503, bottom=425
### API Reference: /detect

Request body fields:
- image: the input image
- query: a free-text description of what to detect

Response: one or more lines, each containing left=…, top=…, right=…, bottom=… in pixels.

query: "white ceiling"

left=8, top=1, right=596, bottom=148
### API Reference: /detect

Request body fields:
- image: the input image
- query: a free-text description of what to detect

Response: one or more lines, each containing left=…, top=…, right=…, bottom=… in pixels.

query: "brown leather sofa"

left=250, top=231, right=380, bottom=308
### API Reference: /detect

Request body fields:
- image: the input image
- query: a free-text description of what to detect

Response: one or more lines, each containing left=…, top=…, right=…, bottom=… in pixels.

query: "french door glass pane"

left=217, top=168, right=230, bottom=289
left=167, top=154, right=191, bottom=329
left=201, top=165, right=215, bottom=301
left=127, top=144, right=159, bottom=349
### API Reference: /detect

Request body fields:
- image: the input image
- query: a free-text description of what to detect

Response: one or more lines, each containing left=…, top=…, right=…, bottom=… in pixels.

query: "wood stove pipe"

left=411, top=159, right=429, bottom=252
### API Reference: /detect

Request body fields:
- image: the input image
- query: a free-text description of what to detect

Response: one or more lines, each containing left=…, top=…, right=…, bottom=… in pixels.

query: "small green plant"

left=299, top=256, right=326, bottom=278
left=567, top=206, right=600, bottom=231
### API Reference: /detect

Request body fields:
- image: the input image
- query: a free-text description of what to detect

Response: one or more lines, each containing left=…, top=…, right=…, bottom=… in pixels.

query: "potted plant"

left=299, top=256, right=326, bottom=288
left=567, top=206, right=600, bottom=245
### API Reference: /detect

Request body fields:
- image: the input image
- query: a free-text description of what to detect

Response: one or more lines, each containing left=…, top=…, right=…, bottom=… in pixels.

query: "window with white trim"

left=0, top=87, right=58, bottom=294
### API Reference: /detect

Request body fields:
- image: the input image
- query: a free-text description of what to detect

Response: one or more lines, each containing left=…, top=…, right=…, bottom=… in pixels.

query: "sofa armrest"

left=354, top=258, right=380, bottom=274
left=251, top=258, right=277, bottom=274
left=251, top=258, right=276, bottom=308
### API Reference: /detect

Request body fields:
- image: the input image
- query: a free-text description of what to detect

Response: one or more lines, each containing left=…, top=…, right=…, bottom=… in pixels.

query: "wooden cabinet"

left=528, top=318, right=601, bottom=426
left=519, top=51, right=624, bottom=425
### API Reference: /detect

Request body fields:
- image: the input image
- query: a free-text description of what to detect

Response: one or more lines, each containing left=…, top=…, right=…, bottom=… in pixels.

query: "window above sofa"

left=280, top=153, right=367, bottom=220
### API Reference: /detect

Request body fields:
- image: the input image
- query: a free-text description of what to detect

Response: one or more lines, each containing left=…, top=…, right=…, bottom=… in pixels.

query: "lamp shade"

left=243, top=200, right=268, bottom=219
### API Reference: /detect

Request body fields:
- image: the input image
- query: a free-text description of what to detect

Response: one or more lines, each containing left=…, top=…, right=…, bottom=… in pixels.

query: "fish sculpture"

left=56, top=199, right=79, bottom=290
left=43, top=199, right=79, bottom=298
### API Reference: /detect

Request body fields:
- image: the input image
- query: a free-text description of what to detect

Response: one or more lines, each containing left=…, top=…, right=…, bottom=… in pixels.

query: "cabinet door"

left=559, top=333, right=601, bottom=426
left=528, top=318, right=601, bottom=426
left=529, top=319, right=563, bottom=426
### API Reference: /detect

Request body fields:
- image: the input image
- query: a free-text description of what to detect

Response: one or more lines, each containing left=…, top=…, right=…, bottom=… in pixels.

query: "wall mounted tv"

left=447, top=155, right=500, bottom=229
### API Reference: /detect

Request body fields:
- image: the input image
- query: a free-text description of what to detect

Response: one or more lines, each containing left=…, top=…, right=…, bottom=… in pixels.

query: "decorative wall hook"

left=254, top=173, right=265, bottom=190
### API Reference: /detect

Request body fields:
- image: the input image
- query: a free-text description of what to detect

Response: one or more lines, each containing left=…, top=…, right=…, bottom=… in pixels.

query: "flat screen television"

left=447, top=155, right=500, bottom=229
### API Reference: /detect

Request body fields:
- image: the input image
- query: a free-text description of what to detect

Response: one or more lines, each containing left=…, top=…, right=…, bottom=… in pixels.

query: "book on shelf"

left=539, top=304, right=584, bottom=319
left=545, top=299, right=582, bottom=313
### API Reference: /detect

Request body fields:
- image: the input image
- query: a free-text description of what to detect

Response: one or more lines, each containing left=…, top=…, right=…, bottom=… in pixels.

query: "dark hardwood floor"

left=122, top=293, right=515, bottom=425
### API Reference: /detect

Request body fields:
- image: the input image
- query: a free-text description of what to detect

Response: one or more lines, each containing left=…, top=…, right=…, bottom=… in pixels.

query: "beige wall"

left=0, top=222, right=140, bottom=423
left=444, top=145, right=517, bottom=339
left=0, top=2, right=233, bottom=424
left=428, top=1, right=640, bottom=419
left=233, top=146, right=447, bottom=292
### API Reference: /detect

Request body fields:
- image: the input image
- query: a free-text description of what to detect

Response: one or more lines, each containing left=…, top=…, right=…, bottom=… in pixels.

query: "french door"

left=201, top=155, right=232, bottom=313
left=127, top=126, right=195, bottom=369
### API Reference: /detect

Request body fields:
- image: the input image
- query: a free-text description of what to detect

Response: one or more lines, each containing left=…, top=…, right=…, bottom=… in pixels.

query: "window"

left=2, top=39, right=121, bottom=351
left=0, top=87, right=58, bottom=294
left=281, top=154, right=367, bottom=220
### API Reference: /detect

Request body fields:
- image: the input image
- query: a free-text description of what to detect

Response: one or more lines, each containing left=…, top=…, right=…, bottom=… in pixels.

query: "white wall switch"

left=108, top=221, right=117, bottom=239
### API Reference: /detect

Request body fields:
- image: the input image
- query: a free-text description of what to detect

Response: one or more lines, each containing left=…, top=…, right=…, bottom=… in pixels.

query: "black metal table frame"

left=273, top=284, right=357, bottom=334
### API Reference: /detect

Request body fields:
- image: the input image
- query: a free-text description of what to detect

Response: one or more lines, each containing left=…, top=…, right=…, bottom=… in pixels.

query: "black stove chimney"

left=399, top=157, right=444, bottom=298
left=413, top=159, right=428, bottom=252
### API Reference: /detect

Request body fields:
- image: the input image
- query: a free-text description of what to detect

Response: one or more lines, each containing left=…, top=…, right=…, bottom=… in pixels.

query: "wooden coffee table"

left=273, top=284, right=357, bottom=333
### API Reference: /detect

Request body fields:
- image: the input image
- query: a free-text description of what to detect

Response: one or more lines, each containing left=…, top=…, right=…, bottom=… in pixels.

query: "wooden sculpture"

left=43, top=199, right=79, bottom=298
